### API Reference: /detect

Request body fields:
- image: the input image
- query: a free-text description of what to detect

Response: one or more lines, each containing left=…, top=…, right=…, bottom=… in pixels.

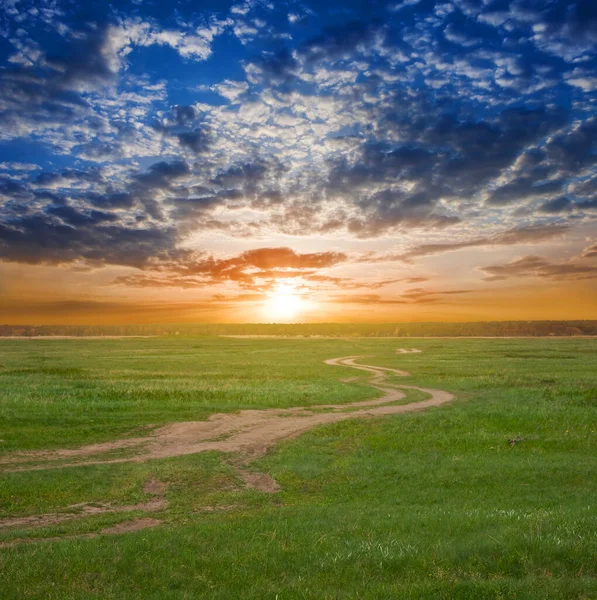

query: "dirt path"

left=0, top=353, right=455, bottom=542
left=0, top=354, right=454, bottom=473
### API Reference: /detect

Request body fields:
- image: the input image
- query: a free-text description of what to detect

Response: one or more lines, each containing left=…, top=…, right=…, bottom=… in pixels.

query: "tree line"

left=1, top=321, right=597, bottom=337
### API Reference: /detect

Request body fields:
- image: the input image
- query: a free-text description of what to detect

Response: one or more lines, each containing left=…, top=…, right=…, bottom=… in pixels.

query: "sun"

left=263, top=284, right=305, bottom=321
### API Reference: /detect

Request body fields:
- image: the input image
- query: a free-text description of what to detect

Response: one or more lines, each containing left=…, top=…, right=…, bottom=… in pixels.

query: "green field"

left=0, top=337, right=596, bottom=599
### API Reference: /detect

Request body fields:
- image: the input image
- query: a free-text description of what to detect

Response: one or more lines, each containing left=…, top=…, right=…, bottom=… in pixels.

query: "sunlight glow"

left=263, top=284, right=306, bottom=321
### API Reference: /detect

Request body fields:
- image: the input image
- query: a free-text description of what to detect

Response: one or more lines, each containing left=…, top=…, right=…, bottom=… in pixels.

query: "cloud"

left=132, top=160, right=191, bottom=190
left=443, top=22, right=484, bottom=48
left=582, top=242, right=597, bottom=258
left=298, top=20, right=383, bottom=63
left=0, top=15, right=223, bottom=145
left=327, top=294, right=408, bottom=305
left=113, top=247, right=349, bottom=289
left=487, top=178, right=564, bottom=207
left=0, top=214, right=180, bottom=267
left=363, top=224, right=570, bottom=263
left=299, top=274, right=428, bottom=291
left=327, top=287, right=473, bottom=305
left=0, top=297, right=227, bottom=321
left=0, top=158, right=198, bottom=268
left=1, top=0, right=597, bottom=290
left=152, top=105, right=211, bottom=154
left=481, top=255, right=597, bottom=282
left=538, top=196, right=572, bottom=214
left=543, top=117, right=597, bottom=175
left=0, top=162, right=41, bottom=171
left=239, top=247, right=345, bottom=270
left=317, top=104, right=568, bottom=236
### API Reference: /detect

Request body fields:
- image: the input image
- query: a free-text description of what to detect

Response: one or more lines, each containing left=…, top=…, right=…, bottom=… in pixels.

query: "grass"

left=0, top=336, right=596, bottom=599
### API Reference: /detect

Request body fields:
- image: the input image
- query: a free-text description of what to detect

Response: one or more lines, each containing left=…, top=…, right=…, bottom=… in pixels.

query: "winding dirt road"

left=0, top=353, right=454, bottom=474
left=0, top=352, right=455, bottom=541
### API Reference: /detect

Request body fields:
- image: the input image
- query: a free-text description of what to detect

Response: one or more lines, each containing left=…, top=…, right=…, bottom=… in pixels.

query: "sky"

left=0, top=0, right=596, bottom=324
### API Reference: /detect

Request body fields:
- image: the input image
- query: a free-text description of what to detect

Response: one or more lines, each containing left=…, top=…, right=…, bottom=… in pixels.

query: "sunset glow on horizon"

left=0, top=0, right=596, bottom=324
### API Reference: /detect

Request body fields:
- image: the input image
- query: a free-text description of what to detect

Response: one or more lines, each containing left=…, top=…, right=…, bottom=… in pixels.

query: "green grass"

left=0, top=337, right=596, bottom=599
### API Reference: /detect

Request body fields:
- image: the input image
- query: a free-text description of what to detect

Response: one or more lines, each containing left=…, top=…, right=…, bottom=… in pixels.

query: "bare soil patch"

left=237, top=469, right=281, bottom=493
left=101, top=517, right=162, bottom=535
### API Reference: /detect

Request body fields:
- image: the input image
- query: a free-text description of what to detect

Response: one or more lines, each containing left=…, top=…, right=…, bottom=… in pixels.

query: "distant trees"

left=1, top=321, right=597, bottom=337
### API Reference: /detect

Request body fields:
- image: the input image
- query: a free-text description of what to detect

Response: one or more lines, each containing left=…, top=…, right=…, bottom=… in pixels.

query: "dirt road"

left=0, top=353, right=455, bottom=541
left=0, top=354, right=454, bottom=473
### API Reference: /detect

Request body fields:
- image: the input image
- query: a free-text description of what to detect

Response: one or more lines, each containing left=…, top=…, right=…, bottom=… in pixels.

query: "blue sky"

left=0, top=0, right=596, bottom=322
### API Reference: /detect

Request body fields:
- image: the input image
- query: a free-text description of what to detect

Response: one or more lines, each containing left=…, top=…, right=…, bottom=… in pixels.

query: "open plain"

left=0, top=336, right=596, bottom=599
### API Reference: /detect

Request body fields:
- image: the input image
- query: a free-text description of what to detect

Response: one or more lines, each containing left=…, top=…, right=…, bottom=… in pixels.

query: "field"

left=0, top=337, right=596, bottom=599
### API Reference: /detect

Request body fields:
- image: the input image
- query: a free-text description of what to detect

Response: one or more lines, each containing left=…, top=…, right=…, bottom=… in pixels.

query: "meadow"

left=0, top=336, right=595, bottom=599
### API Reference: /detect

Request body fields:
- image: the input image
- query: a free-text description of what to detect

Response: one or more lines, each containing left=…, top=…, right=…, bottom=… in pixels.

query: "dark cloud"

left=298, top=21, right=382, bottom=63
left=576, top=199, right=597, bottom=211
left=168, top=159, right=285, bottom=226
left=0, top=22, right=123, bottom=139
left=177, top=130, right=209, bottom=154
left=46, top=204, right=118, bottom=226
left=362, top=224, right=570, bottom=263
left=153, top=106, right=211, bottom=155
left=0, top=177, right=30, bottom=199
left=326, top=144, right=460, bottom=236
left=172, top=105, right=196, bottom=125
left=543, top=117, right=597, bottom=174
left=328, top=287, right=474, bottom=305
left=132, top=160, right=191, bottom=190
left=247, top=49, right=299, bottom=88
left=0, top=212, right=180, bottom=267
left=481, top=255, right=597, bottom=281
left=582, top=242, right=597, bottom=258
left=44, top=25, right=121, bottom=90
left=211, top=160, right=272, bottom=189
left=131, top=160, right=192, bottom=219
left=320, top=105, right=567, bottom=236
left=86, top=191, right=135, bottom=209
left=431, top=108, right=567, bottom=193
left=571, top=175, right=597, bottom=202
left=246, top=20, right=382, bottom=88
left=487, top=179, right=564, bottom=207
left=538, top=196, right=572, bottom=214
left=35, top=168, right=104, bottom=188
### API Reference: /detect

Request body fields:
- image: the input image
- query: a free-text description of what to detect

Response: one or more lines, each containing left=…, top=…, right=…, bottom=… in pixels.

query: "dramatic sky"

left=1, top=0, right=596, bottom=323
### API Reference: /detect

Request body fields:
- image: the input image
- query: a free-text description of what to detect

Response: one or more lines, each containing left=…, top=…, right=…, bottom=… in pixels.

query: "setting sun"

left=263, top=285, right=306, bottom=321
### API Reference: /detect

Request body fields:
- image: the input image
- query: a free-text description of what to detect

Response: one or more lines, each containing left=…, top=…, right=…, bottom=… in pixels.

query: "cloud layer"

left=0, top=0, right=596, bottom=314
